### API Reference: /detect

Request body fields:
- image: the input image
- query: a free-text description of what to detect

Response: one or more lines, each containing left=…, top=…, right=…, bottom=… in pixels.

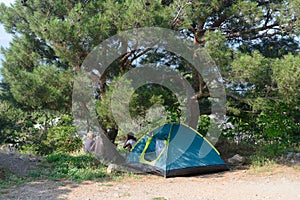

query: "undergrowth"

left=43, top=153, right=107, bottom=181
left=0, top=153, right=126, bottom=190
left=1, top=140, right=299, bottom=190
left=216, top=138, right=300, bottom=170
left=0, top=168, right=30, bottom=189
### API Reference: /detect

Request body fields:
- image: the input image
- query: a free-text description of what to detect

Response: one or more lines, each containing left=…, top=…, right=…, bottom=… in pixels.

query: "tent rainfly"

left=126, top=123, right=228, bottom=177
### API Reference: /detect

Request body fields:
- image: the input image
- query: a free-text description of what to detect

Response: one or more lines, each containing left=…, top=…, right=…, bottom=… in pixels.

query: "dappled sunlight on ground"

left=1, top=165, right=299, bottom=200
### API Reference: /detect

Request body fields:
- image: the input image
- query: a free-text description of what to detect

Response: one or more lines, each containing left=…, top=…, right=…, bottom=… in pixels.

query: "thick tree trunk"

left=93, top=133, right=125, bottom=165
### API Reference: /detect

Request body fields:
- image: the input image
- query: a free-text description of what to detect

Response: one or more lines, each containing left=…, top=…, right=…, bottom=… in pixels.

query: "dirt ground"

left=1, top=165, right=300, bottom=200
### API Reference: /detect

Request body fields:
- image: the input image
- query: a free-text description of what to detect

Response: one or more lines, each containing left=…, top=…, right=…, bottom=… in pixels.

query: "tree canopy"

left=0, top=0, right=299, bottom=156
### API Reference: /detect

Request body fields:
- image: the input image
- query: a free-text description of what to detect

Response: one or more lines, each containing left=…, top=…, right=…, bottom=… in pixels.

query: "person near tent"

left=85, top=132, right=95, bottom=153
left=123, top=132, right=137, bottom=151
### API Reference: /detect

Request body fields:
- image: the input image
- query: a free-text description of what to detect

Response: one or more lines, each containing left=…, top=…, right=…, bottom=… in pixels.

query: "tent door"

left=140, top=137, right=167, bottom=166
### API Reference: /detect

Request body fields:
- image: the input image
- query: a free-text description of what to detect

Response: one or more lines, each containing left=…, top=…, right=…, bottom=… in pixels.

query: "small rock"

left=287, top=152, right=294, bottom=159
left=29, top=157, right=37, bottom=162
left=107, top=164, right=120, bottom=174
left=19, top=154, right=27, bottom=160
left=279, top=154, right=285, bottom=161
left=114, top=193, right=119, bottom=197
left=295, top=153, right=300, bottom=160
left=227, top=154, right=245, bottom=165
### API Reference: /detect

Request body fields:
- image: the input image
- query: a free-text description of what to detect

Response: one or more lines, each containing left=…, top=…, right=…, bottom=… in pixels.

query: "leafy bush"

left=0, top=153, right=109, bottom=189
left=20, top=114, right=82, bottom=155
left=197, top=115, right=210, bottom=136
left=256, top=111, right=299, bottom=144
left=45, top=153, right=106, bottom=182
left=249, top=155, right=277, bottom=168
left=0, top=101, right=29, bottom=146
left=44, top=115, right=82, bottom=154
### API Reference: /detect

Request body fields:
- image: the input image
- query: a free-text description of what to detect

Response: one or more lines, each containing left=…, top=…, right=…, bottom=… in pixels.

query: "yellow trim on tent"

left=139, top=123, right=173, bottom=165
left=139, top=136, right=154, bottom=165
left=131, top=122, right=220, bottom=155
left=180, top=123, right=221, bottom=155
left=130, top=122, right=167, bottom=152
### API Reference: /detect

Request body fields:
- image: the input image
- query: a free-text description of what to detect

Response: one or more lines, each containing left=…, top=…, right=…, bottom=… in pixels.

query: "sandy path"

left=1, top=166, right=300, bottom=200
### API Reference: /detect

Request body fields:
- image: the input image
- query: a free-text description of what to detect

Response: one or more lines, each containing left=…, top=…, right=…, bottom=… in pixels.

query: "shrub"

left=45, top=153, right=106, bottom=182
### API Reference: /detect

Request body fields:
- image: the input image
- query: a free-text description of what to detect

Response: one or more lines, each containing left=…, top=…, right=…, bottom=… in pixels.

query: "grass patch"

left=292, top=165, right=300, bottom=172
left=0, top=169, right=33, bottom=189
left=216, top=138, right=300, bottom=170
left=0, top=153, right=129, bottom=189
left=99, top=183, right=114, bottom=187
left=152, top=197, right=168, bottom=200
left=0, top=190, right=9, bottom=194
left=109, top=170, right=142, bottom=182
left=249, top=155, right=278, bottom=173
left=43, top=153, right=113, bottom=182
left=249, top=155, right=277, bottom=168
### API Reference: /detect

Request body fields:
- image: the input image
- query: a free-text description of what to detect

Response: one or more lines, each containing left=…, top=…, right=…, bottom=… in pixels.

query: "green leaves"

left=0, top=0, right=299, bottom=156
left=44, top=153, right=106, bottom=182
left=204, top=31, right=232, bottom=73
left=273, top=53, right=300, bottom=106
left=8, top=66, right=73, bottom=110
left=20, top=113, right=81, bottom=155
left=0, top=100, right=27, bottom=144
left=231, top=51, right=270, bottom=85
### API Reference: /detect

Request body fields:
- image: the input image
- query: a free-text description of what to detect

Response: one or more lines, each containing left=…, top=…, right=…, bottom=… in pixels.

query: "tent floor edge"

left=124, top=162, right=165, bottom=176
left=165, top=164, right=229, bottom=178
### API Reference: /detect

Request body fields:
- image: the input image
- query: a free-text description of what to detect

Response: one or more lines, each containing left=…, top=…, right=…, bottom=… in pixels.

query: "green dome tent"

left=126, top=123, right=228, bottom=177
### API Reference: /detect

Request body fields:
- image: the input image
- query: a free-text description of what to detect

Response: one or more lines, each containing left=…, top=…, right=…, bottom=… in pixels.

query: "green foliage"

left=7, top=66, right=73, bottom=110
left=0, top=0, right=300, bottom=161
left=204, top=31, right=233, bottom=73
left=248, top=141, right=298, bottom=169
left=130, top=84, right=178, bottom=120
left=240, top=37, right=299, bottom=58
left=227, top=49, right=299, bottom=148
left=273, top=53, right=300, bottom=107
left=0, top=153, right=109, bottom=189
left=249, top=155, right=277, bottom=168
left=231, top=51, right=271, bottom=92
left=165, top=102, right=181, bottom=123
left=44, top=115, right=82, bottom=154
left=224, top=109, right=299, bottom=146
left=20, top=114, right=82, bottom=155
left=96, top=76, right=134, bottom=130
left=0, top=168, right=29, bottom=189
left=97, top=75, right=180, bottom=138
left=0, top=100, right=28, bottom=144
left=44, top=153, right=106, bottom=182
left=197, top=115, right=210, bottom=135
left=256, top=111, right=299, bottom=144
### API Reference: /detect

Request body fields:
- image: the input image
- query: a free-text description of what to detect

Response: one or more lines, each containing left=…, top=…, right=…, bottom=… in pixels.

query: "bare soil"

left=1, top=165, right=300, bottom=200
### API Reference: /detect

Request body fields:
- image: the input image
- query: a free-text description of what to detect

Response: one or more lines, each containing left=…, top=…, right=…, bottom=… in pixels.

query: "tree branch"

left=211, top=13, right=228, bottom=29
left=125, top=48, right=152, bottom=67
left=225, top=17, right=297, bottom=40
left=242, top=31, right=284, bottom=40
left=227, top=93, right=250, bottom=105
left=170, top=1, right=192, bottom=27
left=257, top=0, right=271, bottom=7
left=224, top=21, right=280, bottom=38
left=264, top=8, right=271, bottom=27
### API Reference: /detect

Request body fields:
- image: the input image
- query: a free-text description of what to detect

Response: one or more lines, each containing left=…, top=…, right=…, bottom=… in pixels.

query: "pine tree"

left=0, top=0, right=299, bottom=160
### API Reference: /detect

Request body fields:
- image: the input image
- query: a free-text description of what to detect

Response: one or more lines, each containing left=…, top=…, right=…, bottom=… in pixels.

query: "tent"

left=126, top=123, right=228, bottom=177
